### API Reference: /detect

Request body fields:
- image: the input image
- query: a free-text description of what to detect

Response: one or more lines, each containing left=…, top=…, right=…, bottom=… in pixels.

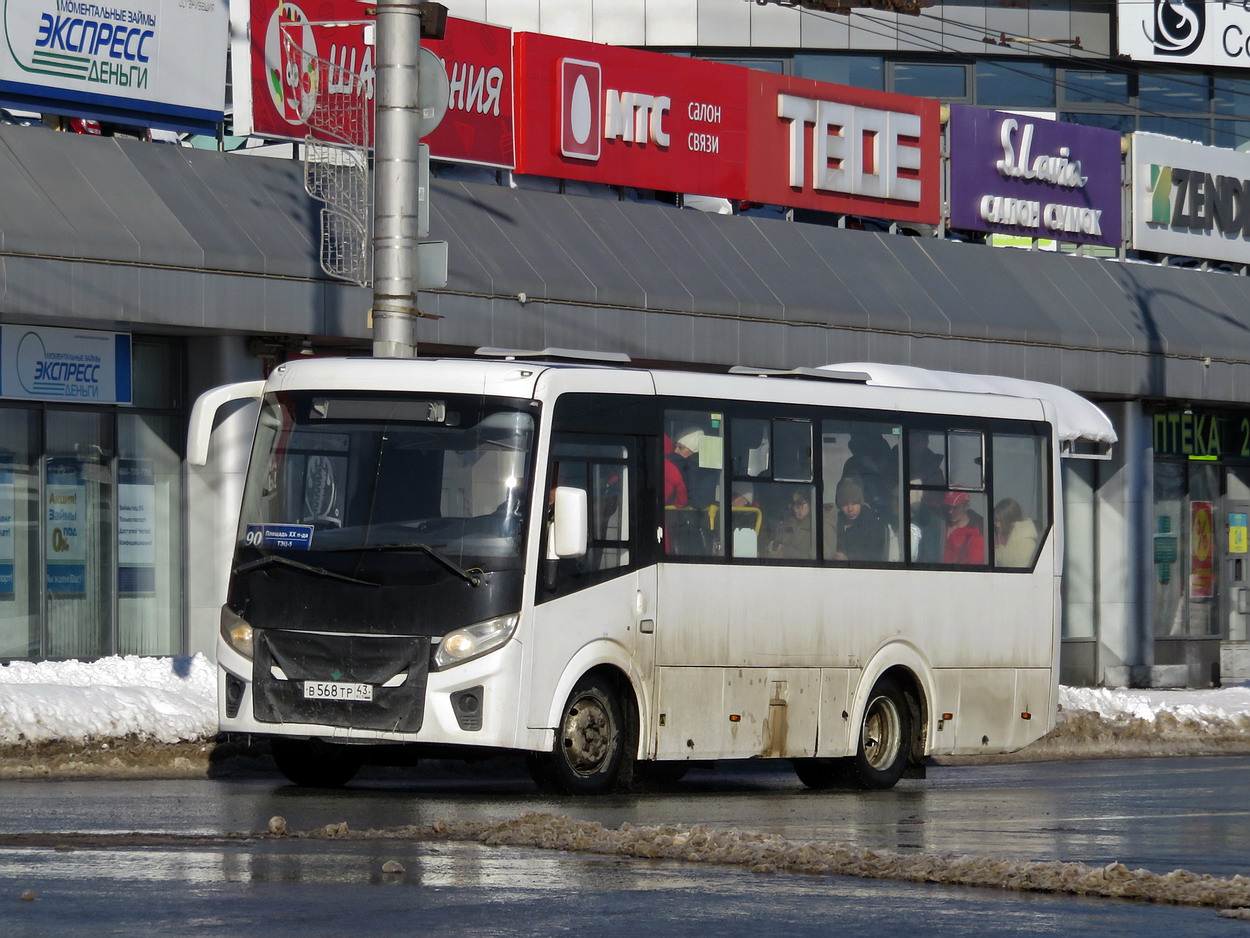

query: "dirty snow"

left=1, top=654, right=1250, bottom=754
left=267, top=812, right=1250, bottom=911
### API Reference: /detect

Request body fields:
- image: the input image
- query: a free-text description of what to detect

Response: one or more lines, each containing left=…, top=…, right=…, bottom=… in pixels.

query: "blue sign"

left=0, top=325, right=131, bottom=404
left=245, top=523, right=315, bottom=550
left=46, top=457, right=85, bottom=594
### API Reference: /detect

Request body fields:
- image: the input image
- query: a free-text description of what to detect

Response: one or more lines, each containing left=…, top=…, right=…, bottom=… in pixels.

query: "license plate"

left=303, top=680, right=373, bottom=701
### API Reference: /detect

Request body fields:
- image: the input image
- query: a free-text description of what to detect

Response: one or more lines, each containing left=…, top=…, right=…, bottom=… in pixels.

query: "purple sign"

left=948, top=106, right=1123, bottom=248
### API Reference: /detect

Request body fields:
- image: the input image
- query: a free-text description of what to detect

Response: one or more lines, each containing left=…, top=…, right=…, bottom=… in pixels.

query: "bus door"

left=528, top=433, right=656, bottom=731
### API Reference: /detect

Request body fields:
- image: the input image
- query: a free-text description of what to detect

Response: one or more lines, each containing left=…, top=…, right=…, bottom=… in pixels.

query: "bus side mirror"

left=187, top=380, right=265, bottom=466
left=551, top=486, right=588, bottom=558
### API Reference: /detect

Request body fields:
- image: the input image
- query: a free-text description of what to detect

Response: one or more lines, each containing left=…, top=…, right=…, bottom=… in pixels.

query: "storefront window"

left=1186, top=462, right=1220, bottom=637
left=44, top=410, right=114, bottom=658
left=1151, top=458, right=1225, bottom=638
left=0, top=409, right=40, bottom=657
left=0, top=336, right=185, bottom=660
left=1152, top=461, right=1186, bottom=638
left=975, top=61, right=1054, bottom=109
left=117, top=413, right=183, bottom=655
left=890, top=62, right=968, bottom=101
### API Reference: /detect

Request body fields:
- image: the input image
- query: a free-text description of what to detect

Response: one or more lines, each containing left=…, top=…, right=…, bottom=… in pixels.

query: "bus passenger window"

left=942, top=490, right=987, bottom=565
left=905, top=430, right=947, bottom=564
left=763, top=484, right=816, bottom=560
left=823, top=420, right=902, bottom=563
left=992, top=433, right=1048, bottom=569
left=664, top=410, right=724, bottom=557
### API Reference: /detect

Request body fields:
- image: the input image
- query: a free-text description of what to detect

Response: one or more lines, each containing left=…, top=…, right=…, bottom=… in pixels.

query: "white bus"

left=188, top=351, right=1114, bottom=793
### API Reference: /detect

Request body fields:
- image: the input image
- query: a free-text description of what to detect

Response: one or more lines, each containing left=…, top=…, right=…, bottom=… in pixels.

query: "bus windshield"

left=237, top=391, right=535, bottom=574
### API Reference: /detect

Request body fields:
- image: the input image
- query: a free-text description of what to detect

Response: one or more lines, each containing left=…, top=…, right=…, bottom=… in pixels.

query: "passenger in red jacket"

left=943, top=491, right=985, bottom=565
left=663, top=434, right=688, bottom=507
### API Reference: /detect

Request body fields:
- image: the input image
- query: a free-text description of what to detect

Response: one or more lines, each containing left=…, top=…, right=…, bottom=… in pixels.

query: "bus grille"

left=252, top=629, right=429, bottom=734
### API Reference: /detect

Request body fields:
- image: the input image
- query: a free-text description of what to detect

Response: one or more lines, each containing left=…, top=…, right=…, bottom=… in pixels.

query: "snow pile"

left=1018, top=683, right=1250, bottom=761
left=1060, top=684, right=1250, bottom=722
left=0, top=654, right=216, bottom=744
left=277, top=812, right=1250, bottom=910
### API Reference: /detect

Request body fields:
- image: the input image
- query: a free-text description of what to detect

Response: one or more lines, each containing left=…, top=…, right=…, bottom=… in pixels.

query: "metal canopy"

left=2, top=124, right=1250, bottom=403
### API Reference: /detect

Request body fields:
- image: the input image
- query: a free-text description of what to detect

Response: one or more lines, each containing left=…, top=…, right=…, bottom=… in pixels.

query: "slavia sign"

left=947, top=105, right=1123, bottom=248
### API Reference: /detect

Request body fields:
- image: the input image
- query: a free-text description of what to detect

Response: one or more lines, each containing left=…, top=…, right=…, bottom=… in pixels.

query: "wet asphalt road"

left=2, top=756, right=1249, bottom=936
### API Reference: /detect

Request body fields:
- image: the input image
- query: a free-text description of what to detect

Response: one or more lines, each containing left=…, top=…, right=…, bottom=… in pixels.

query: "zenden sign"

left=0, top=325, right=132, bottom=405
left=1130, top=132, right=1250, bottom=265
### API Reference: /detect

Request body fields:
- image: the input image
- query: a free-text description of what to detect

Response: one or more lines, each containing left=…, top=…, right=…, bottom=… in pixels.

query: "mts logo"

left=778, top=94, right=922, bottom=203
left=560, top=57, right=671, bottom=161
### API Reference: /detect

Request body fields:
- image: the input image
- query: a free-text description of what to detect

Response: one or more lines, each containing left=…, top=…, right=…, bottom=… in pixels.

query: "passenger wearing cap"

left=670, top=428, right=717, bottom=508
left=831, top=477, right=887, bottom=562
left=943, top=491, right=985, bottom=565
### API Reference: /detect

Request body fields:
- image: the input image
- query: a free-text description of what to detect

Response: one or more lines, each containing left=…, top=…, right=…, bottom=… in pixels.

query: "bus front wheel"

left=845, top=677, right=911, bottom=790
left=270, top=737, right=363, bottom=788
left=526, top=675, right=630, bottom=795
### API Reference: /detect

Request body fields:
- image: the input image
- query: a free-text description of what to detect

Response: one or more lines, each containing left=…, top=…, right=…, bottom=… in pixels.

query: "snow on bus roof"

left=822, top=362, right=1118, bottom=445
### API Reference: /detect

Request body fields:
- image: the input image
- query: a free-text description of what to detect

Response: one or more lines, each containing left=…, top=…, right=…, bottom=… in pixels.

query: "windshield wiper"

left=357, top=542, right=484, bottom=587
left=234, top=553, right=379, bottom=587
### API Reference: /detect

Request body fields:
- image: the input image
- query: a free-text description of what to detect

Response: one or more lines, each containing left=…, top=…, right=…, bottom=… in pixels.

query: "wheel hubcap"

left=861, top=694, right=903, bottom=771
left=561, top=694, right=612, bottom=775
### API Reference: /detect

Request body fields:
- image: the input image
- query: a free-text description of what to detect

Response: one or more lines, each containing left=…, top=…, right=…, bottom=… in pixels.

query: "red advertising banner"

left=1191, top=500, right=1215, bottom=600
left=744, top=73, right=940, bottom=224
left=248, top=1, right=514, bottom=168
left=513, top=33, right=940, bottom=223
left=513, top=33, right=750, bottom=199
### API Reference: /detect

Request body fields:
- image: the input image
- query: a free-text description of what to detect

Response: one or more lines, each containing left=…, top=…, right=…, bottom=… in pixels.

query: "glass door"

left=0, top=407, right=40, bottom=657
left=44, top=410, right=114, bottom=658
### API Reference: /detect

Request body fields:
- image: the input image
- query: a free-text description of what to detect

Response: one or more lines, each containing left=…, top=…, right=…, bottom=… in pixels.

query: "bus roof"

left=824, top=362, right=1117, bottom=446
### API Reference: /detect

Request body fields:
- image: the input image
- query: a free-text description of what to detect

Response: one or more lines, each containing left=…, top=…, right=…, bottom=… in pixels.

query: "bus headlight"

left=434, top=614, right=518, bottom=670
left=220, top=605, right=254, bottom=659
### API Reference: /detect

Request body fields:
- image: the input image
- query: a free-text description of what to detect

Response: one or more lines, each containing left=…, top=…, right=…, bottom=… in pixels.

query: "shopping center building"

left=3, top=0, right=1250, bottom=687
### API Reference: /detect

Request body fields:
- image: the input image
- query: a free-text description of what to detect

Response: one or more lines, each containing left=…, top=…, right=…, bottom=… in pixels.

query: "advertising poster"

left=45, top=457, right=85, bottom=595
left=0, top=456, right=14, bottom=599
left=244, top=1, right=515, bottom=168
left=514, top=33, right=749, bottom=203
left=1191, top=500, right=1215, bottom=599
left=514, top=33, right=941, bottom=224
left=0, top=0, right=227, bottom=130
left=948, top=106, right=1122, bottom=248
left=0, top=325, right=131, bottom=405
left=1130, top=132, right=1250, bottom=266
left=117, top=458, right=155, bottom=594
left=1118, top=1, right=1250, bottom=70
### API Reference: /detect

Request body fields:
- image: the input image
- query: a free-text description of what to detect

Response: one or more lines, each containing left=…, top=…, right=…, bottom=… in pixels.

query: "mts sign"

left=516, top=34, right=940, bottom=224
left=519, top=33, right=747, bottom=197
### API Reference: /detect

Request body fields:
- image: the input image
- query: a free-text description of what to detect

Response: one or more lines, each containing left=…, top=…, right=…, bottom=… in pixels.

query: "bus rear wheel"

left=270, top=737, right=363, bottom=788
left=527, top=675, right=630, bottom=795
left=845, top=677, right=911, bottom=790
